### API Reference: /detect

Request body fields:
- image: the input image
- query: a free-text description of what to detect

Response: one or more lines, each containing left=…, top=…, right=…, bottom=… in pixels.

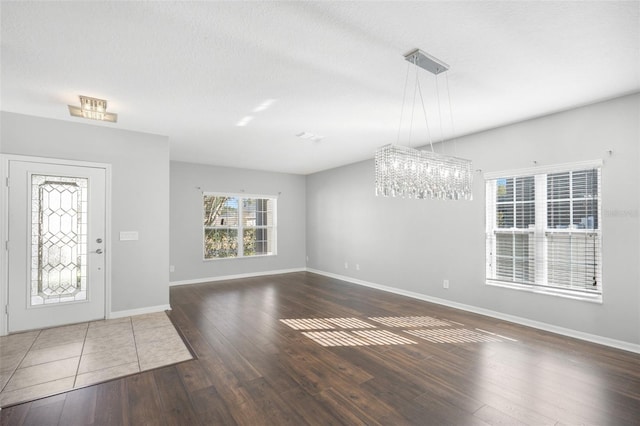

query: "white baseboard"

left=169, top=267, right=307, bottom=287
left=109, top=304, right=171, bottom=319
left=306, top=268, right=640, bottom=354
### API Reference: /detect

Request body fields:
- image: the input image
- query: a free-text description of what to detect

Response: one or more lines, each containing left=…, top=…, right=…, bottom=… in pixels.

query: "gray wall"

left=1, top=112, right=170, bottom=313
left=306, top=93, right=640, bottom=345
left=170, top=161, right=306, bottom=282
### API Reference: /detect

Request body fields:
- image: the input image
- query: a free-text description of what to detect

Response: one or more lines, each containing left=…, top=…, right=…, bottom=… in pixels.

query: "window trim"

left=484, top=159, right=603, bottom=180
left=202, top=192, right=278, bottom=261
left=485, top=160, right=603, bottom=302
left=485, top=278, right=604, bottom=303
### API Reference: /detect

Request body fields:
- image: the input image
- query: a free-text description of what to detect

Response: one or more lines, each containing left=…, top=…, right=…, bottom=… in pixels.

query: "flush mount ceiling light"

left=375, top=49, right=472, bottom=201
left=68, top=95, right=117, bottom=122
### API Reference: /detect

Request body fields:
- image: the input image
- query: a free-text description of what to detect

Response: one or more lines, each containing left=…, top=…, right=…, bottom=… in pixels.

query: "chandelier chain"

left=396, top=62, right=411, bottom=146
left=445, top=71, right=458, bottom=157
left=435, top=74, right=445, bottom=153
left=416, top=71, right=434, bottom=153
left=408, top=56, right=420, bottom=148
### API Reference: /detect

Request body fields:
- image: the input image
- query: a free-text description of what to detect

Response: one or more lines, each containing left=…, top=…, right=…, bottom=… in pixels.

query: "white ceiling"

left=2, top=1, right=638, bottom=175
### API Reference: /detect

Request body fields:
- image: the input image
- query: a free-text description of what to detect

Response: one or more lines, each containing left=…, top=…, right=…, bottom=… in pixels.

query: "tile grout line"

left=0, top=329, right=42, bottom=395
left=52, top=317, right=148, bottom=392
left=0, top=315, right=192, bottom=408
left=130, top=316, right=143, bottom=373
left=71, top=322, right=90, bottom=389
left=1, top=327, right=79, bottom=408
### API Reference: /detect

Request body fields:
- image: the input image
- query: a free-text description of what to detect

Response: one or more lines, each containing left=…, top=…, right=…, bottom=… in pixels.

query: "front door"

left=7, top=159, right=106, bottom=332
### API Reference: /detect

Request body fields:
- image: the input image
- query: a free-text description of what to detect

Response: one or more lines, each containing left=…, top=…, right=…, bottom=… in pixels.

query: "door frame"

left=0, top=154, right=112, bottom=336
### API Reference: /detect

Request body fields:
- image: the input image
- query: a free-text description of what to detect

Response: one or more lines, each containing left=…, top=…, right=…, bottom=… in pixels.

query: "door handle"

left=92, top=249, right=103, bottom=254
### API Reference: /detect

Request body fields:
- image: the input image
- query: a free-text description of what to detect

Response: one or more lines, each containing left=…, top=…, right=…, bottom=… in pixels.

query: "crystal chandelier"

left=68, top=95, right=118, bottom=122
left=375, top=144, right=472, bottom=200
left=375, top=49, right=472, bottom=200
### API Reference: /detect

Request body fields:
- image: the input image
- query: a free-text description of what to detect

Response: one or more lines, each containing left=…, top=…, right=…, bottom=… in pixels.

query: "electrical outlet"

left=170, top=265, right=175, bottom=273
left=306, top=256, right=309, bottom=262
left=443, top=279, right=449, bottom=289
left=356, top=264, right=360, bottom=271
left=344, top=262, right=349, bottom=269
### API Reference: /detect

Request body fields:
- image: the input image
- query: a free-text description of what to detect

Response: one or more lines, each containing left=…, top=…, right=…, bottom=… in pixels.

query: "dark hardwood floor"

left=2, top=271, right=639, bottom=425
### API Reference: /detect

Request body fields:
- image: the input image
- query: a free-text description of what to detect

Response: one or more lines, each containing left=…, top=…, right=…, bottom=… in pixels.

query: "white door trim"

left=0, top=154, right=112, bottom=336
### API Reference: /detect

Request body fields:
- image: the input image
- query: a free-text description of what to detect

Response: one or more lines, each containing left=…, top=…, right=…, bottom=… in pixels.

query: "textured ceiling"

left=2, top=1, right=638, bottom=175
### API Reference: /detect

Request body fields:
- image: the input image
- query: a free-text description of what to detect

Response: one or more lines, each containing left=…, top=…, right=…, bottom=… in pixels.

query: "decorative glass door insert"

left=7, top=159, right=106, bottom=333
left=31, top=175, right=88, bottom=306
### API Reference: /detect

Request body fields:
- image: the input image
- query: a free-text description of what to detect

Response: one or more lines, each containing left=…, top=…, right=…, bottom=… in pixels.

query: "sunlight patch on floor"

left=281, top=315, right=517, bottom=347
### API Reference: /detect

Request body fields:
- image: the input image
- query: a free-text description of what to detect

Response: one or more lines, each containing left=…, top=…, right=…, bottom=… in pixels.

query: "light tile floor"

left=0, top=312, right=192, bottom=407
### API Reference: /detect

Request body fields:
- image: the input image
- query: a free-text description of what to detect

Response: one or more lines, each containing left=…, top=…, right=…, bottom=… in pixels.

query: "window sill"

left=203, top=253, right=277, bottom=262
left=486, top=280, right=603, bottom=304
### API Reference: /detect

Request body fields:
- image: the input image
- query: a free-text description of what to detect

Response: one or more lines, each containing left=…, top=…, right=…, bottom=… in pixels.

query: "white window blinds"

left=486, top=164, right=602, bottom=298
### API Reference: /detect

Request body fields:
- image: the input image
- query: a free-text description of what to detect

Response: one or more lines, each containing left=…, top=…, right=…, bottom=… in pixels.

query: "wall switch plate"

left=356, top=264, right=360, bottom=271
left=169, top=265, right=175, bottom=273
left=344, top=262, right=349, bottom=269
left=443, top=279, right=449, bottom=289
left=119, top=231, right=139, bottom=241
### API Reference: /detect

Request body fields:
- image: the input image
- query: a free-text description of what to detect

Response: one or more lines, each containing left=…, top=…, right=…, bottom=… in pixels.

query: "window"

left=203, top=194, right=276, bottom=259
left=485, top=162, right=602, bottom=300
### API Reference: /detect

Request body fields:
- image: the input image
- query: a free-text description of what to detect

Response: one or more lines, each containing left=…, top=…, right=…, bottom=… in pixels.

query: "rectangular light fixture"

left=375, top=144, right=473, bottom=200
left=375, top=48, right=472, bottom=201
left=68, top=95, right=117, bottom=122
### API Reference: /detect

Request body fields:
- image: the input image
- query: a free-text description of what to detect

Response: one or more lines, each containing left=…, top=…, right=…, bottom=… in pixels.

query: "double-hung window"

left=203, top=193, right=277, bottom=259
left=485, top=161, right=602, bottom=300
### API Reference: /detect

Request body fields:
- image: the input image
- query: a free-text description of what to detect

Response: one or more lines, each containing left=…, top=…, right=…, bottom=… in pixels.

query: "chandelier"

left=375, top=49, right=472, bottom=200
left=68, top=95, right=118, bottom=122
